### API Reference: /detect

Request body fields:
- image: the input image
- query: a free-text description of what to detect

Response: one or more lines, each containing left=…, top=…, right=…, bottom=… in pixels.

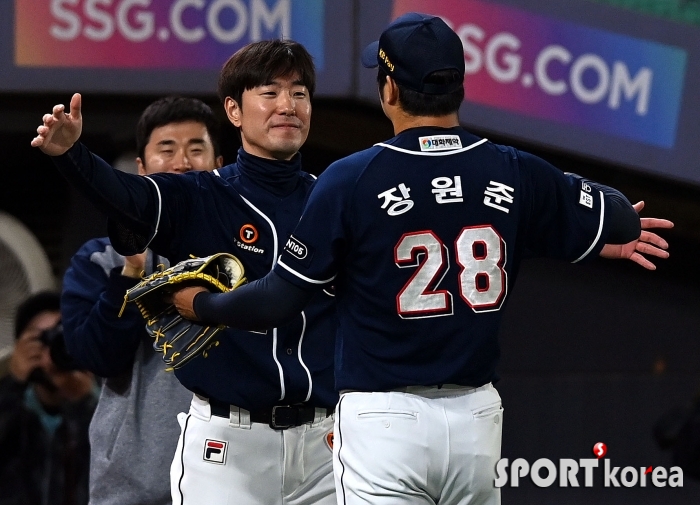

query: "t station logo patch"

left=203, top=439, right=227, bottom=465
left=494, top=442, right=683, bottom=488
left=234, top=224, right=265, bottom=255
left=240, top=224, right=259, bottom=244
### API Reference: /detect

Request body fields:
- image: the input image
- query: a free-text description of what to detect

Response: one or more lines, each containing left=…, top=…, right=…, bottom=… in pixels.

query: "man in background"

left=0, top=291, right=97, bottom=505
left=61, top=96, right=222, bottom=505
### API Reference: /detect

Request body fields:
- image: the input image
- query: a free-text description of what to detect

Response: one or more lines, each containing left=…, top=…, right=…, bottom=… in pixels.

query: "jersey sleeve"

left=193, top=270, right=314, bottom=330
left=274, top=159, right=354, bottom=288
left=54, top=143, right=159, bottom=245
left=108, top=171, right=200, bottom=256
left=517, top=150, right=621, bottom=263
left=61, top=240, right=145, bottom=377
left=53, top=143, right=199, bottom=257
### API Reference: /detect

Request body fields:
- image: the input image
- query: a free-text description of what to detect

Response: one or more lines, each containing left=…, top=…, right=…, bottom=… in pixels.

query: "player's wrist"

left=121, top=264, right=143, bottom=279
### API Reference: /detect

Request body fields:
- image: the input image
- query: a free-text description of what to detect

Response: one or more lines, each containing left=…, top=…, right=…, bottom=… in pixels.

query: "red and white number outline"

left=455, top=226, right=507, bottom=313
left=394, top=231, right=453, bottom=319
left=394, top=225, right=507, bottom=318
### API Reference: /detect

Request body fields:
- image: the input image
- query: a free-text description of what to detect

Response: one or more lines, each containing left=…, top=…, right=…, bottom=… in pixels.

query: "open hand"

left=31, top=93, right=83, bottom=156
left=599, top=201, right=674, bottom=270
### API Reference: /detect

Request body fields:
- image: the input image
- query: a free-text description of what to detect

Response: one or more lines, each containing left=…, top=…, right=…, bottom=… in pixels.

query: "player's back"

left=280, top=125, right=606, bottom=392
left=330, top=127, right=543, bottom=391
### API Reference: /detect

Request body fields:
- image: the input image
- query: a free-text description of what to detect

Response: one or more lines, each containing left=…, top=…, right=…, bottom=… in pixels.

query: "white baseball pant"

left=170, top=394, right=336, bottom=505
left=333, top=384, right=503, bottom=505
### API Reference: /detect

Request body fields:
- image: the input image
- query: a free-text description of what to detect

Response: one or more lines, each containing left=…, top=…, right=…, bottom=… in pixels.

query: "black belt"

left=209, top=399, right=334, bottom=430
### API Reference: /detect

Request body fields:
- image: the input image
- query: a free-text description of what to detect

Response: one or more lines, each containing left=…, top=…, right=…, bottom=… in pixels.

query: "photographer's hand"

left=9, top=332, right=47, bottom=383
left=49, top=368, right=95, bottom=403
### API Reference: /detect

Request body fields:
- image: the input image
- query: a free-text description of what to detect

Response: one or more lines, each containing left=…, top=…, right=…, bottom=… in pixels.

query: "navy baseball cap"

left=361, top=12, right=465, bottom=94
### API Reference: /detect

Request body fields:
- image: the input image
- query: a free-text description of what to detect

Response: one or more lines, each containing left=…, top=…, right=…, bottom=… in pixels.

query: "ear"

left=136, top=157, right=147, bottom=175
left=215, top=155, right=224, bottom=168
left=225, top=97, right=242, bottom=127
left=384, top=76, right=400, bottom=106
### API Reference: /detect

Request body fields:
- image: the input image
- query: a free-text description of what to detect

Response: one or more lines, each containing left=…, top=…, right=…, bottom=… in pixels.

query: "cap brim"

left=361, top=41, right=380, bottom=68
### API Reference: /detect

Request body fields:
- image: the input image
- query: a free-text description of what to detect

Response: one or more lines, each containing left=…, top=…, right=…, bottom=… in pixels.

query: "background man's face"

left=137, top=120, right=220, bottom=175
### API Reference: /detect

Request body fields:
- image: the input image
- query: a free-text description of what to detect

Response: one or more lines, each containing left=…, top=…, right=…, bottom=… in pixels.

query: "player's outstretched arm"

left=599, top=201, right=674, bottom=270
left=31, top=93, right=83, bottom=156
left=29, top=95, right=175, bottom=257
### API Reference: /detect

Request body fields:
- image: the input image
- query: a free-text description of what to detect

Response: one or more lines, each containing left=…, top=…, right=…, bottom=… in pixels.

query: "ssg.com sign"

left=15, top=0, right=324, bottom=69
left=393, top=0, right=686, bottom=148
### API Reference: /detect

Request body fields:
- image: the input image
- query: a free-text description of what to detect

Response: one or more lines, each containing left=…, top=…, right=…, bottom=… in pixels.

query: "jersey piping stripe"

left=143, top=176, right=162, bottom=248
left=271, top=328, right=285, bottom=401
left=239, top=194, right=286, bottom=400
left=572, top=190, right=605, bottom=264
left=277, top=259, right=337, bottom=285
left=176, top=413, right=191, bottom=505
left=336, top=395, right=348, bottom=505
left=298, top=311, right=313, bottom=402
left=373, top=138, right=488, bottom=156
left=212, top=171, right=287, bottom=400
left=239, top=194, right=279, bottom=266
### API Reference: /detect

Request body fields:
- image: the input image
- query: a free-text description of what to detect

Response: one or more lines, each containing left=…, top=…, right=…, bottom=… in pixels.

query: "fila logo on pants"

left=203, top=439, right=228, bottom=464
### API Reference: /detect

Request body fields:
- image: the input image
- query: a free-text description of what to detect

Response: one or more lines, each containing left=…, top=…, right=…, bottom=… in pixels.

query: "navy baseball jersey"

left=54, top=144, right=337, bottom=410
left=274, top=127, right=616, bottom=392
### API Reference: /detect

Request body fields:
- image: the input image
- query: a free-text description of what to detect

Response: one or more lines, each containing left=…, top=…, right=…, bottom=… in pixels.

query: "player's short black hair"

left=217, top=40, right=316, bottom=109
left=377, top=68, right=464, bottom=117
left=135, top=96, right=220, bottom=160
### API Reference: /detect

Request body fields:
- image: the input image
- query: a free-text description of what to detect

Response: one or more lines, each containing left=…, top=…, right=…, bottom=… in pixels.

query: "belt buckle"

left=270, top=406, right=295, bottom=430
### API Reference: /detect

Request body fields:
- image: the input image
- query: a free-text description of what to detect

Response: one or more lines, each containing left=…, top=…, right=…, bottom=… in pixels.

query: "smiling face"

left=137, top=120, right=221, bottom=175
left=225, top=74, right=311, bottom=161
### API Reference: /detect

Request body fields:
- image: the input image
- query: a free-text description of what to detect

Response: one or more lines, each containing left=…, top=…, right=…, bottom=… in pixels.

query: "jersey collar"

left=236, top=148, right=303, bottom=197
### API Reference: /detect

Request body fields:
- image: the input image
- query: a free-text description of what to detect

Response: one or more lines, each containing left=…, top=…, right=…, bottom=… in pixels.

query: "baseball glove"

left=120, top=253, right=246, bottom=369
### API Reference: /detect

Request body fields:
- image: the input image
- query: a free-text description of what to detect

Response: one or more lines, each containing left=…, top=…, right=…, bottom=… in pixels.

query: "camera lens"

left=40, top=323, right=79, bottom=372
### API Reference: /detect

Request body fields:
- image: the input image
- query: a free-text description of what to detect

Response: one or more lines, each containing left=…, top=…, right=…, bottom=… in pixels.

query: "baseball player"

left=171, top=13, right=674, bottom=505
left=61, top=96, right=222, bottom=505
left=32, top=41, right=337, bottom=505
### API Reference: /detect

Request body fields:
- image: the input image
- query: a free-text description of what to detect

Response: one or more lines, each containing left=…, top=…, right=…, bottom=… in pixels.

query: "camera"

left=39, top=322, right=79, bottom=372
